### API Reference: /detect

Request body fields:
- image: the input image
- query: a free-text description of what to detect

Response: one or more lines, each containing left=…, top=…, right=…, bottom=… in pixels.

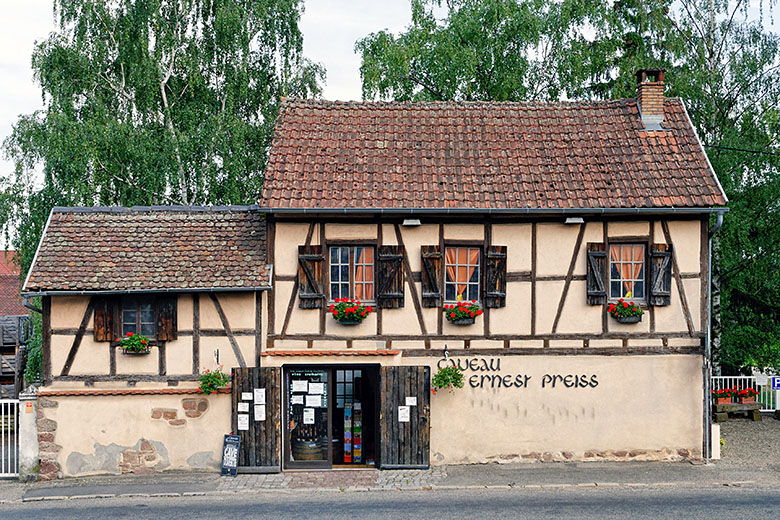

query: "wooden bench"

left=713, top=402, right=762, bottom=422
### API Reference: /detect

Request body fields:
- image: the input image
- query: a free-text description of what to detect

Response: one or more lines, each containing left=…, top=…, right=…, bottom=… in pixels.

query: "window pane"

left=123, top=310, right=137, bottom=324
left=341, top=265, right=349, bottom=280
left=331, top=247, right=339, bottom=263
left=610, top=281, right=621, bottom=298
left=469, top=266, right=479, bottom=283
left=457, top=248, right=467, bottom=263
left=445, top=284, right=456, bottom=301
left=468, top=285, right=479, bottom=301
left=141, top=311, right=154, bottom=324
left=341, top=247, right=349, bottom=263
left=634, top=281, right=645, bottom=299
left=331, top=265, right=340, bottom=281
left=363, top=248, right=373, bottom=262
left=123, top=323, right=137, bottom=336
left=364, top=266, right=373, bottom=282
left=141, top=323, right=155, bottom=337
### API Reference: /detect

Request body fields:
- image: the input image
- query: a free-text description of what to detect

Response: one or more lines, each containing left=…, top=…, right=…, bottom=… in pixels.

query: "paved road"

left=3, top=486, right=778, bottom=519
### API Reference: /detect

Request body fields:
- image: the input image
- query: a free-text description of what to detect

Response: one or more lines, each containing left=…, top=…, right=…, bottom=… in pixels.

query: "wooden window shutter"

left=377, top=245, right=405, bottom=308
left=298, top=245, right=325, bottom=309
left=483, top=246, right=507, bottom=308
left=92, top=296, right=115, bottom=342
left=156, top=296, right=178, bottom=341
left=420, top=246, right=442, bottom=308
left=649, top=244, right=673, bottom=306
left=586, top=243, right=607, bottom=305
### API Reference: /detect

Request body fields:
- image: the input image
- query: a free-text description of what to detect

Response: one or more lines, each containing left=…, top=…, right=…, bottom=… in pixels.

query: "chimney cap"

left=636, top=68, right=665, bottom=84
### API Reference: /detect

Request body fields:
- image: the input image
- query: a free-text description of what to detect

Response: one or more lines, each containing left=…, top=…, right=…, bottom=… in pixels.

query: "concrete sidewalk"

left=1, top=460, right=779, bottom=504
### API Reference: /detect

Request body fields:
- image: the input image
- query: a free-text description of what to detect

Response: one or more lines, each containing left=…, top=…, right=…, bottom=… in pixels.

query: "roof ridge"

left=280, top=97, right=685, bottom=108
left=52, top=205, right=262, bottom=214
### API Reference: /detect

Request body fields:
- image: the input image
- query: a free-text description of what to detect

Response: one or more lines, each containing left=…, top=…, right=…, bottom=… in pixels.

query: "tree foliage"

left=2, top=0, right=324, bottom=275
left=357, top=0, right=780, bottom=371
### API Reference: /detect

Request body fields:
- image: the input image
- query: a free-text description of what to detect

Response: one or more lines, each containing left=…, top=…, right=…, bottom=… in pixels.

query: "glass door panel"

left=286, top=368, right=330, bottom=467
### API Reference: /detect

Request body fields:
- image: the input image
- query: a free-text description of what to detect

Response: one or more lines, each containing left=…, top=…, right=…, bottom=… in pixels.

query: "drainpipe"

left=22, top=295, right=42, bottom=314
left=705, top=212, right=725, bottom=460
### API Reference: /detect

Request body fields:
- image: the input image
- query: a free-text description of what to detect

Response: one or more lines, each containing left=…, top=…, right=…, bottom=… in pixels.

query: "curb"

left=5, top=479, right=760, bottom=503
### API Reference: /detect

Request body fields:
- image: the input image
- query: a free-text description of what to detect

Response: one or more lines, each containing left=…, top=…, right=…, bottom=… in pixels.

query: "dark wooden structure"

left=713, top=402, right=762, bottom=422
left=379, top=366, right=431, bottom=469
left=231, top=367, right=282, bottom=473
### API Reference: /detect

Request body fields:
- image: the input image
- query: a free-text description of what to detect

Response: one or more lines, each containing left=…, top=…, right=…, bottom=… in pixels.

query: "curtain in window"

left=445, top=248, right=479, bottom=299
left=609, top=245, right=644, bottom=295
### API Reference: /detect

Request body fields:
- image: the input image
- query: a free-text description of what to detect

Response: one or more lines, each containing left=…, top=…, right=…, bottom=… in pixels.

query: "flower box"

left=615, top=315, right=641, bottom=324
left=329, top=299, right=372, bottom=325
left=444, top=300, right=482, bottom=324
left=714, top=397, right=732, bottom=406
left=122, top=346, right=151, bottom=355
left=337, top=319, right=363, bottom=326
left=738, top=396, right=756, bottom=404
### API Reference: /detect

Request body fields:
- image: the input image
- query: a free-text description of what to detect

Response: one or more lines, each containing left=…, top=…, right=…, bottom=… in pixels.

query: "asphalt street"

left=2, top=486, right=779, bottom=519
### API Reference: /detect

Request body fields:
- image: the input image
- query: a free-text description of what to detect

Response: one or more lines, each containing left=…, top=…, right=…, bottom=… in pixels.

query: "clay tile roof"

left=261, top=98, right=728, bottom=211
left=23, top=207, right=271, bottom=294
left=0, top=252, right=26, bottom=315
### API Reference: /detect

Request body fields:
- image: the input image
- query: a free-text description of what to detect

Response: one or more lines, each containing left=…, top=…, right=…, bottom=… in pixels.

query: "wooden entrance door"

left=231, top=367, right=281, bottom=473
left=379, top=366, right=431, bottom=469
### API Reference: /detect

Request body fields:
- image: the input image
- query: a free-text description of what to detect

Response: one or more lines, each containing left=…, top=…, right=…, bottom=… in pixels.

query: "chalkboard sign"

left=221, top=434, right=241, bottom=477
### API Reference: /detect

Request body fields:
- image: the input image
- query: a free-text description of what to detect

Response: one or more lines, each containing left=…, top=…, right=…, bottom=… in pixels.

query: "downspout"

left=705, top=212, right=725, bottom=460
left=22, top=295, right=42, bottom=314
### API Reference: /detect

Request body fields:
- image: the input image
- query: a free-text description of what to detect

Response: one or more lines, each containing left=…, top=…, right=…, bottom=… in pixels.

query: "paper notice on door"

left=398, top=406, right=410, bottom=423
left=405, top=396, right=417, bottom=406
left=241, top=392, right=253, bottom=401
left=254, top=404, right=266, bottom=421
left=237, top=402, right=249, bottom=413
left=254, top=388, right=266, bottom=404
left=292, top=380, right=308, bottom=393
left=237, top=414, right=249, bottom=431
left=291, top=395, right=304, bottom=405
left=303, top=408, right=315, bottom=424
left=306, top=394, right=322, bottom=408
left=308, top=382, right=325, bottom=394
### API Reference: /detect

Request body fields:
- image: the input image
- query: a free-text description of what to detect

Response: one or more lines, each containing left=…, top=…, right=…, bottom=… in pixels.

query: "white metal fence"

left=711, top=376, right=777, bottom=412
left=0, top=399, right=18, bottom=477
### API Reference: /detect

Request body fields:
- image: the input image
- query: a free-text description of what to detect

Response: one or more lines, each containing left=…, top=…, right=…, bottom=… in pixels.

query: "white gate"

left=0, top=399, right=18, bottom=477
left=711, top=376, right=776, bottom=413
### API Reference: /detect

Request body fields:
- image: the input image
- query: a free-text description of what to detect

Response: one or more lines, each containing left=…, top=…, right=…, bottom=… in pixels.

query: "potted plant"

left=329, top=299, right=372, bottom=325
left=711, top=388, right=734, bottom=405
left=444, top=299, right=483, bottom=325
left=431, top=365, right=464, bottom=395
left=737, top=388, right=759, bottom=404
left=117, top=332, right=151, bottom=355
left=608, top=298, right=643, bottom=324
left=198, top=364, right=231, bottom=395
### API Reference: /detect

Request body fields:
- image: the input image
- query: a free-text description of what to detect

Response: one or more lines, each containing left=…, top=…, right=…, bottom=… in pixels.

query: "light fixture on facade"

left=565, top=217, right=584, bottom=225
left=402, top=219, right=422, bottom=227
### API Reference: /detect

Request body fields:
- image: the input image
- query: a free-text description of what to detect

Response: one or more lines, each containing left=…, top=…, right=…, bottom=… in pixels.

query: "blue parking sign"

left=773, top=377, right=780, bottom=391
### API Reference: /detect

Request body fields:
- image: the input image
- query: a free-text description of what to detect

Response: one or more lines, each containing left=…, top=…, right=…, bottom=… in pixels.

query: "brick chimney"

left=636, top=68, right=665, bottom=130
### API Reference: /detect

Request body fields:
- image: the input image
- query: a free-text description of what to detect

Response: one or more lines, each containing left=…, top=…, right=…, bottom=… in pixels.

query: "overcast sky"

left=0, top=1, right=412, bottom=177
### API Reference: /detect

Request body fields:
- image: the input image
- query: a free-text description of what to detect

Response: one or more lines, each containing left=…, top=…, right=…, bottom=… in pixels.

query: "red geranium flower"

left=469, top=312, right=475, bottom=317
left=141, top=339, right=147, bottom=344
left=622, top=302, right=629, bottom=308
left=450, top=313, right=456, bottom=318
left=476, top=310, right=483, bottom=316
left=367, top=306, right=372, bottom=313
left=126, top=332, right=133, bottom=336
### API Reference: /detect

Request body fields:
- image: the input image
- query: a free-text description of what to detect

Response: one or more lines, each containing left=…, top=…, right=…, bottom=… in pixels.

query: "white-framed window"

left=444, top=247, right=480, bottom=302
left=329, top=246, right=375, bottom=301
left=609, top=243, right=646, bottom=300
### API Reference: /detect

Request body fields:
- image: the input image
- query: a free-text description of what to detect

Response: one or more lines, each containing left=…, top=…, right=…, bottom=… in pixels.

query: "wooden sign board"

left=221, top=434, right=241, bottom=477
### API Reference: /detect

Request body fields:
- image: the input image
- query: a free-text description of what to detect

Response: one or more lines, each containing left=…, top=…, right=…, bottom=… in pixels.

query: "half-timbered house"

left=23, top=69, right=728, bottom=478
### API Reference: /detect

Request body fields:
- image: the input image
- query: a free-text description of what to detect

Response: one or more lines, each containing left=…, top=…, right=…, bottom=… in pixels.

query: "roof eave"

left=259, top=206, right=729, bottom=216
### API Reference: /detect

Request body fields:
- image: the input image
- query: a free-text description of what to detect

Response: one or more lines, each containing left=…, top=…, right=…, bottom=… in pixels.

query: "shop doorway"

left=283, top=365, right=379, bottom=469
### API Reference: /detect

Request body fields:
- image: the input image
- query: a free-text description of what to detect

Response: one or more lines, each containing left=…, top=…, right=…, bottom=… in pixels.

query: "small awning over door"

left=379, top=366, right=430, bottom=469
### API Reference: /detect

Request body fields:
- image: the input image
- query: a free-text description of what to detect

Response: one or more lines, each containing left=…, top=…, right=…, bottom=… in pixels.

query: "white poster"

left=237, top=402, right=249, bottom=412
left=254, top=388, right=266, bottom=404
left=405, top=396, right=417, bottom=406
left=398, top=406, right=410, bottom=423
left=291, top=395, right=304, bottom=405
left=241, top=392, right=253, bottom=401
left=292, top=380, right=308, bottom=393
left=306, top=394, right=322, bottom=408
left=237, top=414, right=249, bottom=431
left=756, top=375, right=769, bottom=386
left=308, top=382, right=325, bottom=394
left=303, top=408, right=315, bottom=424
left=254, top=404, right=266, bottom=421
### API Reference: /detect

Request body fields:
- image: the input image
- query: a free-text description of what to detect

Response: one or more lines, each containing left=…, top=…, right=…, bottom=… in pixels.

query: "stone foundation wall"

left=36, top=391, right=231, bottom=478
